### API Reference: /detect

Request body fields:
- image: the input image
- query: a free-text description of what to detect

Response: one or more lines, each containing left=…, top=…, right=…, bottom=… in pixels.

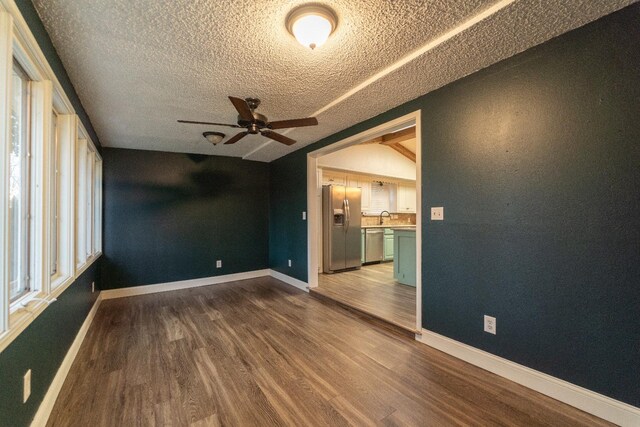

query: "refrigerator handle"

left=344, top=199, right=350, bottom=231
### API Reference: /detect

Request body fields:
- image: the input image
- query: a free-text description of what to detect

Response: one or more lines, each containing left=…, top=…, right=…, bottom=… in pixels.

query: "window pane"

left=9, top=61, right=31, bottom=302
left=86, top=152, right=93, bottom=257
left=51, top=112, right=59, bottom=276
left=93, top=161, right=101, bottom=254
left=76, top=140, right=86, bottom=267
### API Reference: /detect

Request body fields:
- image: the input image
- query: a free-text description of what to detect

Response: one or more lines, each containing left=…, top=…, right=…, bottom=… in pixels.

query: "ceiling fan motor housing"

left=238, top=111, right=268, bottom=129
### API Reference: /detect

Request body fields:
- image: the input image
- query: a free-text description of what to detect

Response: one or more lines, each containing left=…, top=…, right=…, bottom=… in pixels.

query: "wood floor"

left=314, top=263, right=417, bottom=331
left=47, top=277, right=610, bottom=426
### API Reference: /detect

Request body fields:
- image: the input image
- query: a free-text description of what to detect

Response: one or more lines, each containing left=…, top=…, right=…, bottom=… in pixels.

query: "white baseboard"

left=31, top=295, right=103, bottom=427
left=100, top=269, right=271, bottom=299
left=417, top=329, right=640, bottom=426
left=269, top=269, right=309, bottom=292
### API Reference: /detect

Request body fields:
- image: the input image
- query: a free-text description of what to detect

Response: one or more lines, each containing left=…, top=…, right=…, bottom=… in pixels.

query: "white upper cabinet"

left=396, top=183, right=417, bottom=213
left=322, top=170, right=346, bottom=186
left=322, top=169, right=415, bottom=214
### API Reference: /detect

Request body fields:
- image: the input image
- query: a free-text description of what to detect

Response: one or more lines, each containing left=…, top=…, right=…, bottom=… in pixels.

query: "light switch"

left=431, top=207, right=444, bottom=220
left=302, top=211, right=306, bottom=220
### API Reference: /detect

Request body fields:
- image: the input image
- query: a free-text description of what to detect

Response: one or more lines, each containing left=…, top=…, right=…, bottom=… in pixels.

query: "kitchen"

left=313, top=127, right=418, bottom=331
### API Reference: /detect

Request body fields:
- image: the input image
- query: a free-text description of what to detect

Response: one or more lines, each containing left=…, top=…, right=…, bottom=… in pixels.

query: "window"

left=50, top=111, right=59, bottom=276
left=93, top=157, right=102, bottom=254
left=75, top=138, right=87, bottom=268
left=75, top=134, right=101, bottom=270
left=9, top=60, right=32, bottom=303
left=0, top=6, right=102, bottom=351
left=85, top=149, right=94, bottom=258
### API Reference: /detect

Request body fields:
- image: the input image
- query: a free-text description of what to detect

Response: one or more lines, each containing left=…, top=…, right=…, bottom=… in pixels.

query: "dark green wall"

left=0, top=264, right=100, bottom=427
left=102, top=148, right=270, bottom=289
left=269, top=4, right=640, bottom=406
left=1, top=2, right=103, bottom=426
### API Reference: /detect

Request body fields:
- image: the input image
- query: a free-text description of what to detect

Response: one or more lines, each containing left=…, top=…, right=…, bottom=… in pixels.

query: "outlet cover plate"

left=431, top=207, right=444, bottom=220
left=484, top=315, right=496, bottom=335
left=216, top=260, right=222, bottom=268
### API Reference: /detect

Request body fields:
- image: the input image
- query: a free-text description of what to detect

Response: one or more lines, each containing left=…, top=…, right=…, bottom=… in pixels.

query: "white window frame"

left=50, top=109, right=58, bottom=277
left=75, top=137, right=87, bottom=269
left=8, top=38, right=52, bottom=325
left=0, top=3, right=101, bottom=353
left=8, top=59, right=32, bottom=305
left=75, top=122, right=101, bottom=276
left=93, top=156, right=102, bottom=255
left=49, top=114, right=76, bottom=293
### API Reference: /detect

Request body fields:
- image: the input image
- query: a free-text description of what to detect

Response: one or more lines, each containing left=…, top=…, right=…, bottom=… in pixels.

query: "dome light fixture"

left=203, top=131, right=225, bottom=145
left=286, top=4, right=338, bottom=50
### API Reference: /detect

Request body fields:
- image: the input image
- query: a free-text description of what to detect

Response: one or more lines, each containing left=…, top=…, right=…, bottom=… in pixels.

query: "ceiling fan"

left=178, top=96, right=318, bottom=146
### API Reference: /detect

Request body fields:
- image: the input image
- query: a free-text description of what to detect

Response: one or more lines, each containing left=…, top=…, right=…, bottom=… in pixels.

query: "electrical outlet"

left=288, top=259, right=292, bottom=267
left=484, top=315, right=496, bottom=335
left=23, top=369, right=31, bottom=403
left=302, top=211, right=306, bottom=220
left=91, top=281, right=95, bottom=293
left=431, top=207, right=444, bottom=221
left=216, top=260, right=222, bottom=268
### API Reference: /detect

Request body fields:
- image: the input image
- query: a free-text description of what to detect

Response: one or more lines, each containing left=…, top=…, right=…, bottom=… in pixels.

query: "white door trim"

left=307, top=110, right=422, bottom=331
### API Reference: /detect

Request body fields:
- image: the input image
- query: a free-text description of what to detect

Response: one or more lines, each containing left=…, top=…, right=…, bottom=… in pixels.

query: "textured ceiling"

left=33, top=0, right=635, bottom=162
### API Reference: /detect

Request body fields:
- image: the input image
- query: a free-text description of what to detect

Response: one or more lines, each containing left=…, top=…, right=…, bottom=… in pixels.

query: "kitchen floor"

left=314, top=263, right=416, bottom=332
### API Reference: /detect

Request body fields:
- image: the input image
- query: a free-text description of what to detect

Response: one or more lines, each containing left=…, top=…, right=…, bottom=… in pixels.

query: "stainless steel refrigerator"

left=322, top=185, right=362, bottom=273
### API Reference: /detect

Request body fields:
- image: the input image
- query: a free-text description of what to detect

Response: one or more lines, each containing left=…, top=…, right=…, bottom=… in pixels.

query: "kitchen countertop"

left=361, top=225, right=416, bottom=229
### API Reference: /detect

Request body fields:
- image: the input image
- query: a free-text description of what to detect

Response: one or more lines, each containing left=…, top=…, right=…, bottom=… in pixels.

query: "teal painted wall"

left=0, top=2, right=103, bottom=426
left=269, top=4, right=640, bottom=407
left=0, top=264, right=100, bottom=427
left=102, top=148, right=270, bottom=289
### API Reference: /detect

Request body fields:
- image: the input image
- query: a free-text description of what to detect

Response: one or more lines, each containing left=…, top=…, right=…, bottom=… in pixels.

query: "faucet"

left=379, top=210, right=391, bottom=225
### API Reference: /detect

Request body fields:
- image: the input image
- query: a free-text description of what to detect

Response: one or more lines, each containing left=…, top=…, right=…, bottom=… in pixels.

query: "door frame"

left=306, top=110, right=423, bottom=332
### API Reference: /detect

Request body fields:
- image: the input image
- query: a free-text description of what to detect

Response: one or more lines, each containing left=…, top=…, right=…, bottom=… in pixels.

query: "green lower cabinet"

left=393, top=230, right=416, bottom=287
left=383, top=232, right=394, bottom=261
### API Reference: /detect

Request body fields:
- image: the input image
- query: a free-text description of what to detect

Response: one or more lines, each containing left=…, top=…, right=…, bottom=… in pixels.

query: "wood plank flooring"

left=47, top=277, right=610, bottom=426
left=314, top=263, right=417, bottom=331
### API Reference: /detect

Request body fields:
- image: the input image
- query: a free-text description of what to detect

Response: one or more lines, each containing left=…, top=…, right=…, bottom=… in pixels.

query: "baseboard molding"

left=417, top=329, right=640, bottom=426
left=100, top=269, right=271, bottom=300
left=31, top=294, right=103, bottom=427
left=268, top=270, right=309, bottom=292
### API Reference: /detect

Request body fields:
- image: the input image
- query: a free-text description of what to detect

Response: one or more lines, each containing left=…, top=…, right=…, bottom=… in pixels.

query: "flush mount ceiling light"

left=286, top=4, right=338, bottom=50
left=203, top=131, right=225, bottom=145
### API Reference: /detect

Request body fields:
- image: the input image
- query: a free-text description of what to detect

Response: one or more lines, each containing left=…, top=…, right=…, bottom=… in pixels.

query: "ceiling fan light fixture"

left=203, top=131, right=225, bottom=145
left=286, top=5, right=337, bottom=50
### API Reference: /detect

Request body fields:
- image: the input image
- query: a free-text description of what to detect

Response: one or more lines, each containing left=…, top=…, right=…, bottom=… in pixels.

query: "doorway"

left=306, top=111, right=422, bottom=333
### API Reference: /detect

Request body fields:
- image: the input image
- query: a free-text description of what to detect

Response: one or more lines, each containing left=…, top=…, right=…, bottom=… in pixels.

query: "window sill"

left=0, top=253, right=102, bottom=354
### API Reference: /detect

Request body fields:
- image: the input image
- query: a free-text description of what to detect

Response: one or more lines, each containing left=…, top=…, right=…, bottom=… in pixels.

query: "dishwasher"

left=364, top=229, right=384, bottom=263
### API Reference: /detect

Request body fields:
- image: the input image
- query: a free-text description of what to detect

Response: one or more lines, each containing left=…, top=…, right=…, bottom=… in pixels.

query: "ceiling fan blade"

left=268, top=117, right=318, bottom=130
left=177, top=119, right=241, bottom=128
left=224, top=131, right=249, bottom=145
left=228, top=96, right=254, bottom=122
left=261, top=130, right=296, bottom=146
